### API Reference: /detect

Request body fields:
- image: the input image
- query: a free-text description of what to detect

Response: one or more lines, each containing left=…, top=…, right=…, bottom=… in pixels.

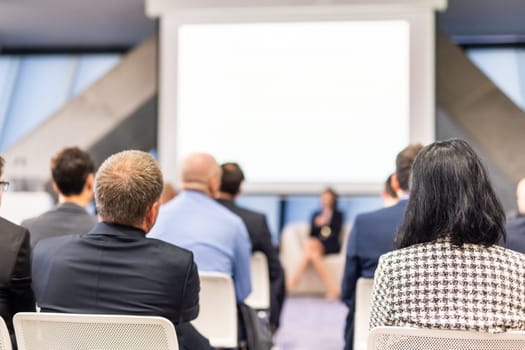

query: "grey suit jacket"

left=22, top=202, right=97, bottom=248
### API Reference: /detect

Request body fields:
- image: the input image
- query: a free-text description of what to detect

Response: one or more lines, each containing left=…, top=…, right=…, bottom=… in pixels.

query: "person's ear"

left=209, top=177, right=220, bottom=197
left=84, top=173, right=94, bottom=191
left=144, top=201, right=160, bottom=233
left=391, top=174, right=400, bottom=192
left=52, top=181, right=60, bottom=194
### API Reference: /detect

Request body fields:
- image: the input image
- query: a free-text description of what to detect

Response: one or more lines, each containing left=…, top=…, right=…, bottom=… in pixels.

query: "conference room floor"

left=274, top=296, right=348, bottom=350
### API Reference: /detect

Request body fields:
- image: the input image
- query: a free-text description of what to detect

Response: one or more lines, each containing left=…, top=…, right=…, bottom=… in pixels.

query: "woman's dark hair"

left=396, top=139, right=505, bottom=249
left=323, top=187, right=339, bottom=209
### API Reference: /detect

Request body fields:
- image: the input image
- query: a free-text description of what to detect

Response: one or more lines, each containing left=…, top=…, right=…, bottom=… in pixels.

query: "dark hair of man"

left=395, top=143, right=423, bottom=192
left=324, top=187, right=339, bottom=209
left=0, top=156, right=4, bottom=177
left=51, top=147, right=95, bottom=196
left=220, top=162, right=245, bottom=196
left=396, top=139, right=505, bottom=249
left=384, top=174, right=397, bottom=199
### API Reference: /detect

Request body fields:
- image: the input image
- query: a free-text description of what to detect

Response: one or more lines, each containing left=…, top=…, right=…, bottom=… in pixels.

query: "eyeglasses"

left=0, top=181, right=9, bottom=192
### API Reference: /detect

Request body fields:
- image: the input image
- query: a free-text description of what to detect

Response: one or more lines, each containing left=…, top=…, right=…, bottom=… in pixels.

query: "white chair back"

left=245, top=252, right=270, bottom=310
left=354, top=277, right=374, bottom=350
left=368, top=327, right=525, bottom=350
left=13, top=312, right=178, bottom=350
left=0, top=317, right=12, bottom=350
left=192, top=272, right=238, bottom=348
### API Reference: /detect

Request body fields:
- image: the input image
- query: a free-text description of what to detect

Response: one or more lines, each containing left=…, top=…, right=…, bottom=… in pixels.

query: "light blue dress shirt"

left=149, top=190, right=252, bottom=302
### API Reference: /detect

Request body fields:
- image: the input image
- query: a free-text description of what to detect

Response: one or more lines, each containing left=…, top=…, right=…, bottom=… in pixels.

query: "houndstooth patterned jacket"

left=369, top=238, right=525, bottom=332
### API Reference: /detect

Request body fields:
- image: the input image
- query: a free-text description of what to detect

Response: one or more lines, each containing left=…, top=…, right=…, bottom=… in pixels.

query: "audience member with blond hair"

left=32, top=150, right=211, bottom=350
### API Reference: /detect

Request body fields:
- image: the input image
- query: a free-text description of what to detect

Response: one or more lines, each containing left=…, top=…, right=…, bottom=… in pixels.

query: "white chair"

left=0, top=317, right=12, bottom=350
left=354, top=278, right=374, bottom=350
left=368, top=327, right=525, bottom=350
left=192, top=272, right=238, bottom=348
left=280, top=222, right=350, bottom=295
left=245, top=252, right=270, bottom=310
left=13, top=312, right=178, bottom=350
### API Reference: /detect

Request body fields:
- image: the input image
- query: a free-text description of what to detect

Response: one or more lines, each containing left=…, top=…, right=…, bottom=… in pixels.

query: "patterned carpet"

left=274, top=296, right=348, bottom=350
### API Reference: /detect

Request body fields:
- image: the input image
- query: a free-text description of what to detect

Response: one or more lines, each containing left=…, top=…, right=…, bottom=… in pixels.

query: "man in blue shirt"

left=149, top=153, right=252, bottom=302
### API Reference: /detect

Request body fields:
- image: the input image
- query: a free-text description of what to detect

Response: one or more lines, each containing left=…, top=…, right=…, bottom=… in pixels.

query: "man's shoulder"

left=0, top=215, right=26, bottom=231
left=22, top=205, right=82, bottom=225
left=210, top=199, right=247, bottom=227
left=224, top=201, right=265, bottom=222
left=355, top=200, right=407, bottom=223
left=506, top=215, right=525, bottom=234
left=0, top=216, right=28, bottom=240
left=22, top=209, right=57, bottom=227
left=147, top=236, right=194, bottom=258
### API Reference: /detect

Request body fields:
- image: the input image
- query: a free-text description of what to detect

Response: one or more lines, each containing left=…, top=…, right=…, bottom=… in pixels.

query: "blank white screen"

left=177, top=21, right=409, bottom=185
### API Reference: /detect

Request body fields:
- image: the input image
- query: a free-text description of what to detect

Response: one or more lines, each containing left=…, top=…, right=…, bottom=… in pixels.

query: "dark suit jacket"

left=0, top=216, right=35, bottom=334
left=341, top=199, right=408, bottom=350
left=217, top=198, right=285, bottom=329
left=506, top=215, right=525, bottom=254
left=32, top=222, right=207, bottom=350
left=310, top=209, right=344, bottom=254
left=22, top=202, right=97, bottom=248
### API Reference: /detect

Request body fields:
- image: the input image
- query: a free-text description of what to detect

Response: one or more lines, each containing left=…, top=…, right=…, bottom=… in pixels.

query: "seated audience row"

left=2, top=139, right=525, bottom=350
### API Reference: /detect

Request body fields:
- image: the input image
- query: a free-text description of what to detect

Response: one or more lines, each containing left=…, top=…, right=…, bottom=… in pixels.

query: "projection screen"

left=154, top=4, right=440, bottom=194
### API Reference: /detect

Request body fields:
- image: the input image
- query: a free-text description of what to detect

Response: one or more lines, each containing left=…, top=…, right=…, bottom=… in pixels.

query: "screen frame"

left=156, top=5, right=437, bottom=194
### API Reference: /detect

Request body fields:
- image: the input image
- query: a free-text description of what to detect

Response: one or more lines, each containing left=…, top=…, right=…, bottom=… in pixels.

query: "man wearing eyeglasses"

left=0, top=156, right=35, bottom=342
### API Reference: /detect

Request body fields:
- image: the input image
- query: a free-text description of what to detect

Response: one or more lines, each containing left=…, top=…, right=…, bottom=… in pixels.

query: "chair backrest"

left=354, top=277, right=374, bottom=350
left=245, top=252, right=270, bottom=310
left=13, top=312, right=178, bottom=350
left=368, top=327, right=525, bottom=350
left=0, top=317, right=13, bottom=350
left=192, top=272, right=238, bottom=348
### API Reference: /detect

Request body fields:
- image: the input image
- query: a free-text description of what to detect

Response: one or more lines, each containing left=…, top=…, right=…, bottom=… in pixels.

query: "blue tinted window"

left=0, top=56, right=76, bottom=150
left=0, top=53, right=122, bottom=151
left=467, top=48, right=525, bottom=110
left=0, top=58, right=19, bottom=132
left=71, top=55, right=121, bottom=97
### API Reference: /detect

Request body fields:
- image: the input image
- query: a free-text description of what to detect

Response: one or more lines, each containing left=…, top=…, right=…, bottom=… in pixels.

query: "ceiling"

left=0, top=0, right=524, bottom=49
left=0, top=0, right=156, bottom=49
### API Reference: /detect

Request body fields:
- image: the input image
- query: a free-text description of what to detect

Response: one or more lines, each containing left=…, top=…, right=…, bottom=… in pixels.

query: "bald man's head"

left=180, top=153, right=221, bottom=197
left=517, top=178, right=525, bottom=214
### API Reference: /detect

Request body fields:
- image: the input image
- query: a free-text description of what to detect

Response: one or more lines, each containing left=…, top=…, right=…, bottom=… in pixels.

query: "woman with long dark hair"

left=370, top=139, right=525, bottom=332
